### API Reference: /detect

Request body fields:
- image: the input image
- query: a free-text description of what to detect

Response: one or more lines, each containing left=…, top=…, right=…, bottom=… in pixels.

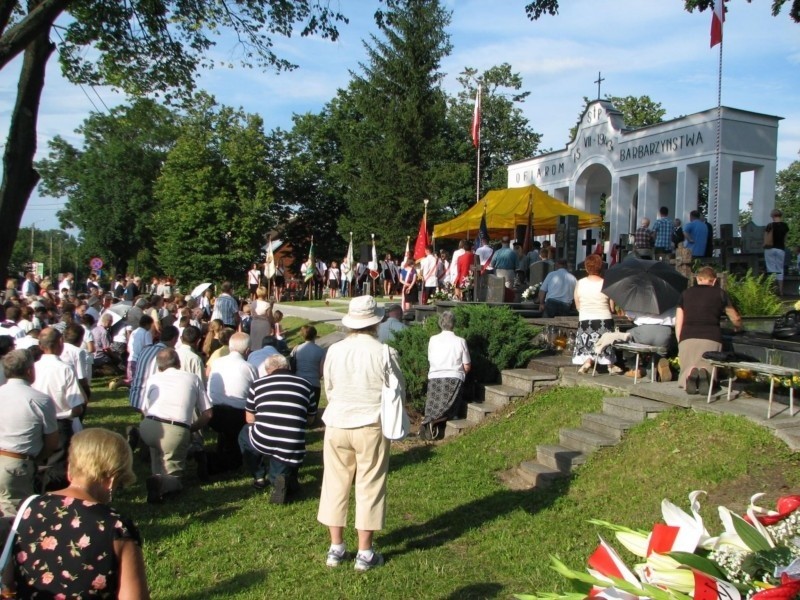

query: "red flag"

left=693, top=570, right=741, bottom=600
left=413, top=216, right=429, bottom=261
left=471, top=85, right=482, bottom=148
left=710, top=0, right=724, bottom=48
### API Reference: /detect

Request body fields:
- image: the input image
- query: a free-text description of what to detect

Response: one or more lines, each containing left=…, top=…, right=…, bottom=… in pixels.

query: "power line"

left=50, top=27, right=111, bottom=115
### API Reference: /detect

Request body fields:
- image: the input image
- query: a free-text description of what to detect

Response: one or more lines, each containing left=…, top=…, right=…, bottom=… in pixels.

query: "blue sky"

left=3, top=0, right=798, bottom=232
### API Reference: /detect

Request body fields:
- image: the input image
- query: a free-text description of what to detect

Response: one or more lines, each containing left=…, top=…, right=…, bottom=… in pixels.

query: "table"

left=706, top=360, right=798, bottom=418
left=591, top=342, right=667, bottom=384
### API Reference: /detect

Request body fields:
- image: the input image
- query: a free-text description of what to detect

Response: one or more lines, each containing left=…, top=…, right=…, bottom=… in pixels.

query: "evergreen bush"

left=390, top=305, right=540, bottom=413
left=725, top=269, right=783, bottom=316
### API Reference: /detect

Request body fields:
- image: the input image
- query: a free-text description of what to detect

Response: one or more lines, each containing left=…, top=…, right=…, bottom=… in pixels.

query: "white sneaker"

left=326, top=547, right=347, bottom=568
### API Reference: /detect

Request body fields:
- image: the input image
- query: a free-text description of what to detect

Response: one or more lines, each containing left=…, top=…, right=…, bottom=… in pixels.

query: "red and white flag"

left=471, top=84, right=482, bottom=148
left=413, top=216, right=429, bottom=262
left=710, top=0, right=724, bottom=48
left=587, top=538, right=641, bottom=588
left=693, top=569, right=741, bottom=600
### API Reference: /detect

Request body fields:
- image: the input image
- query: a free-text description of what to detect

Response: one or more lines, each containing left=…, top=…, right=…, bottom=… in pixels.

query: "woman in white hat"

left=317, top=295, right=400, bottom=572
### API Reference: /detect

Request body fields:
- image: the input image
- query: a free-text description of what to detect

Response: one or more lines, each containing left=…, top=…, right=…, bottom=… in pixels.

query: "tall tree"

left=333, top=0, right=452, bottom=253
left=35, top=99, right=178, bottom=275
left=266, top=111, right=349, bottom=270
left=152, top=95, right=274, bottom=286
left=525, top=0, right=800, bottom=23
left=775, top=159, right=800, bottom=249
left=0, top=0, right=348, bottom=282
left=438, top=64, right=542, bottom=218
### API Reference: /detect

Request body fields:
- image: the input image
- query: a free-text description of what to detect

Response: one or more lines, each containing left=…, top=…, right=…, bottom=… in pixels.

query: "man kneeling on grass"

left=140, top=348, right=213, bottom=503
left=238, top=353, right=316, bottom=504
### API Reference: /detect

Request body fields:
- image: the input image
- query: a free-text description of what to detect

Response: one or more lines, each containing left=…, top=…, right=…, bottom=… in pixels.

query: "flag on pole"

left=478, top=209, right=490, bottom=248
left=404, top=236, right=411, bottom=261
left=369, top=234, right=380, bottom=279
left=710, top=0, right=724, bottom=48
left=304, top=237, right=315, bottom=282
left=264, top=236, right=276, bottom=279
left=413, top=217, right=429, bottom=261
left=471, top=84, right=482, bottom=148
left=343, top=232, right=354, bottom=282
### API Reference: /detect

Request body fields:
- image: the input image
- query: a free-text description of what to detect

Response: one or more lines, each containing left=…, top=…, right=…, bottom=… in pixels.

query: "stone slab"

left=480, top=384, right=526, bottom=408
left=517, top=461, right=564, bottom=488
left=466, top=402, right=496, bottom=424
left=602, top=396, right=672, bottom=422
left=581, top=412, right=636, bottom=441
left=559, top=427, right=616, bottom=454
left=536, top=444, right=586, bottom=473
left=444, top=419, right=471, bottom=438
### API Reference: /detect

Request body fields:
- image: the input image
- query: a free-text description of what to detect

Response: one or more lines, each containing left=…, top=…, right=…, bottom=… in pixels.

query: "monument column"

left=752, top=164, right=776, bottom=225
left=714, top=154, right=736, bottom=229
left=676, top=163, right=701, bottom=222
left=636, top=172, right=659, bottom=225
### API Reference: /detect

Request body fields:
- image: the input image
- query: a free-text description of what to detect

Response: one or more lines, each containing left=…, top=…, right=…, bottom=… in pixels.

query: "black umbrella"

left=601, top=257, right=688, bottom=315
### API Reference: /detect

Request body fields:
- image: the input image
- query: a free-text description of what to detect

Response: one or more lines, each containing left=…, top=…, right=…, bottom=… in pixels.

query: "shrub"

left=724, top=269, right=783, bottom=316
left=452, top=304, right=540, bottom=384
left=389, top=316, right=440, bottom=413
left=390, top=305, right=540, bottom=413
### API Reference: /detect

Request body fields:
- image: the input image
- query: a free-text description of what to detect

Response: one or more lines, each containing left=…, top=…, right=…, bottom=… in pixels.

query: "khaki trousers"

left=139, top=418, right=190, bottom=494
left=0, top=455, right=35, bottom=516
left=317, top=423, right=390, bottom=531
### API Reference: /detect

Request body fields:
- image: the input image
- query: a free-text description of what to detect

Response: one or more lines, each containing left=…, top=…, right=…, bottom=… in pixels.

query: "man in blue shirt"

left=683, top=210, right=708, bottom=258
left=652, top=206, right=673, bottom=255
left=538, top=259, right=577, bottom=317
left=490, top=236, right=518, bottom=288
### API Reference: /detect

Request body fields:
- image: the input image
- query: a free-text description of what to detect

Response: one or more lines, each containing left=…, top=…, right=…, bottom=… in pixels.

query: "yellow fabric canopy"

left=434, top=185, right=603, bottom=239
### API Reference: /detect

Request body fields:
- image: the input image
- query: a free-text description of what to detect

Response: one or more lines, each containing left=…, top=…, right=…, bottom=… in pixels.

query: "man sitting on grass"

left=239, top=354, right=316, bottom=504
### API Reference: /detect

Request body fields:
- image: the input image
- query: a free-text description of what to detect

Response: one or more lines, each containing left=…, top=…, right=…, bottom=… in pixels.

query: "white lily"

left=711, top=507, right=762, bottom=551
left=634, top=554, right=695, bottom=594
left=616, top=531, right=651, bottom=558
left=659, top=491, right=710, bottom=552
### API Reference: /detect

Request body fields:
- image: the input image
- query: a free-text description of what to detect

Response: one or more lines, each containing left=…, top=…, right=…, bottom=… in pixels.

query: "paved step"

left=481, top=384, right=526, bottom=408
left=516, top=460, right=564, bottom=488
left=536, top=444, right=586, bottom=473
left=467, top=402, right=496, bottom=424
left=526, top=355, right=574, bottom=376
left=626, top=381, right=698, bottom=408
left=444, top=419, right=471, bottom=438
left=582, top=412, right=637, bottom=442
left=602, top=396, right=673, bottom=422
left=559, top=427, right=616, bottom=454
left=501, top=369, right=558, bottom=393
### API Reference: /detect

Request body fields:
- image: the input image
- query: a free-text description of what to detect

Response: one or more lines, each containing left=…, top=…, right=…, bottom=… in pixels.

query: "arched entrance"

left=574, top=163, right=612, bottom=245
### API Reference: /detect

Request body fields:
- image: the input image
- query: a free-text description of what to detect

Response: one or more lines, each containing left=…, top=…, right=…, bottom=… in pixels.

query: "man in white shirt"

left=175, top=325, right=206, bottom=384
left=447, top=241, right=467, bottom=286
left=140, top=348, right=213, bottom=503
left=0, top=350, right=59, bottom=514
left=377, top=305, right=407, bottom=343
left=420, top=245, right=439, bottom=304
left=207, top=332, right=257, bottom=472
left=61, top=323, right=91, bottom=400
left=32, top=327, right=86, bottom=490
left=475, top=242, right=493, bottom=272
left=0, top=306, right=26, bottom=341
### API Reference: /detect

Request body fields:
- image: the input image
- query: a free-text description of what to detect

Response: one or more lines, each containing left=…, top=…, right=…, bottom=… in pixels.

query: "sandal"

left=578, top=360, right=593, bottom=374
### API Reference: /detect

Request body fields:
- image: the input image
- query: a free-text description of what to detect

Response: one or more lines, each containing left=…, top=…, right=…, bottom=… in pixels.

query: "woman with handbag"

left=318, top=296, right=399, bottom=572
left=420, top=311, right=471, bottom=440
left=5, top=428, right=149, bottom=599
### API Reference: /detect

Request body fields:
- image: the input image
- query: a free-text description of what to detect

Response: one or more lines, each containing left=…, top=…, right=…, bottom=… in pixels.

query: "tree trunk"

left=0, top=28, right=54, bottom=283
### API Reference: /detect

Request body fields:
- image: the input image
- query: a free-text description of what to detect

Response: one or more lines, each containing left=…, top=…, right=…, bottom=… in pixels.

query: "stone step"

left=481, top=384, right=526, bottom=409
left=466, top=402, right=496, bottom=424
left=581, top=412, right=637, bottom=442
left=559, top=427, right=616, bottom=454
left=602, top=396, right=673, bottom=422
left=516, top=460, right=564, bottom=488
left=625, top=381, right=695, bottom=408
left=536, top=444, right=586, bottom=473
left=444, top=419, right=471, bottom=438
left=501, top=369, right=558, bottom=393
left=526, top=355, right=574, bottom=377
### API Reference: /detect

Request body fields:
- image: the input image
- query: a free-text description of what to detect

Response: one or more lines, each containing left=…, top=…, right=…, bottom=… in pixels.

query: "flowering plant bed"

left=517, top=491, right=800, bottom=600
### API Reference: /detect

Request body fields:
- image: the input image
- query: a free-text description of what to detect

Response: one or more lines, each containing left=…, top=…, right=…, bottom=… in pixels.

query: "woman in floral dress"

left=8, top=428, right=149, bottom=599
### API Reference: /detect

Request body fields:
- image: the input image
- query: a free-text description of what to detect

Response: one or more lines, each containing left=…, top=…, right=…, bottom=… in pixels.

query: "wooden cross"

left=594, top=71, right=605, bottom=100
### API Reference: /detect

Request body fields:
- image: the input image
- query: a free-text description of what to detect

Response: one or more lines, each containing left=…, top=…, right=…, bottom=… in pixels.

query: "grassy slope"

left=90, top=380, right=800, bottom=599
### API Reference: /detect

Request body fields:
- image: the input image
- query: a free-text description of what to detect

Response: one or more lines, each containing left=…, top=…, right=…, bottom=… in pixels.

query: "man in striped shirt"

left=239, top=353, right=316, bottom=504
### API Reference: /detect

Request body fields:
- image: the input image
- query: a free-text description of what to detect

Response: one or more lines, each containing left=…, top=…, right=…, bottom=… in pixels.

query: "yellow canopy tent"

left=434, top=185, right=603, bottom=239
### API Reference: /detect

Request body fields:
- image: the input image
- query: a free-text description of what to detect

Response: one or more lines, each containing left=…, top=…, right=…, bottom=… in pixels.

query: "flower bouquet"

left=517, top=491, right=800, bottom=600
left=523, top=283, right=542, bottom=302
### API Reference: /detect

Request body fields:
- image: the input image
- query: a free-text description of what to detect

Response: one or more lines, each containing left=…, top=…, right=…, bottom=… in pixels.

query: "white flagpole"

left=713, top=36, right=723, bottom=240
left=473, top=84, right=482, bottom=204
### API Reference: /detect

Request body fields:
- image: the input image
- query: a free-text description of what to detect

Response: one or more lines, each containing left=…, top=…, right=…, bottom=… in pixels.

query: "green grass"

left=280, top=316, right=336, bottom=347
left=88, top=379, right=800, bottom=599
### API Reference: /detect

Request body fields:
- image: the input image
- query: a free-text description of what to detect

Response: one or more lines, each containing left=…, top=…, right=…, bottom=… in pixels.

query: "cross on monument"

left=594, top=71, right=605, bottom=100
left=582, top=229, right=597, bottom=255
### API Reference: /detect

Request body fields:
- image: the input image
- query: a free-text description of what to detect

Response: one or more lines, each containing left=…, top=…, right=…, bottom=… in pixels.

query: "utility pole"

left=49, top=234, right=53, bottom=279
left=30, top=224, right=35, bottom=258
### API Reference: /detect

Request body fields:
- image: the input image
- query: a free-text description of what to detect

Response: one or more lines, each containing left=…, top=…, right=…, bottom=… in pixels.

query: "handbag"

left=380, top=344, right=410, bottom=441
left=0, top=494, right=39, bottom=573
left=764, top=225, right=774, bottom=249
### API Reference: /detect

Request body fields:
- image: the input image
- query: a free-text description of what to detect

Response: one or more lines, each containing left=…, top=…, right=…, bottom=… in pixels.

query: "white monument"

left=508, top=99, right=781, bottom=257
